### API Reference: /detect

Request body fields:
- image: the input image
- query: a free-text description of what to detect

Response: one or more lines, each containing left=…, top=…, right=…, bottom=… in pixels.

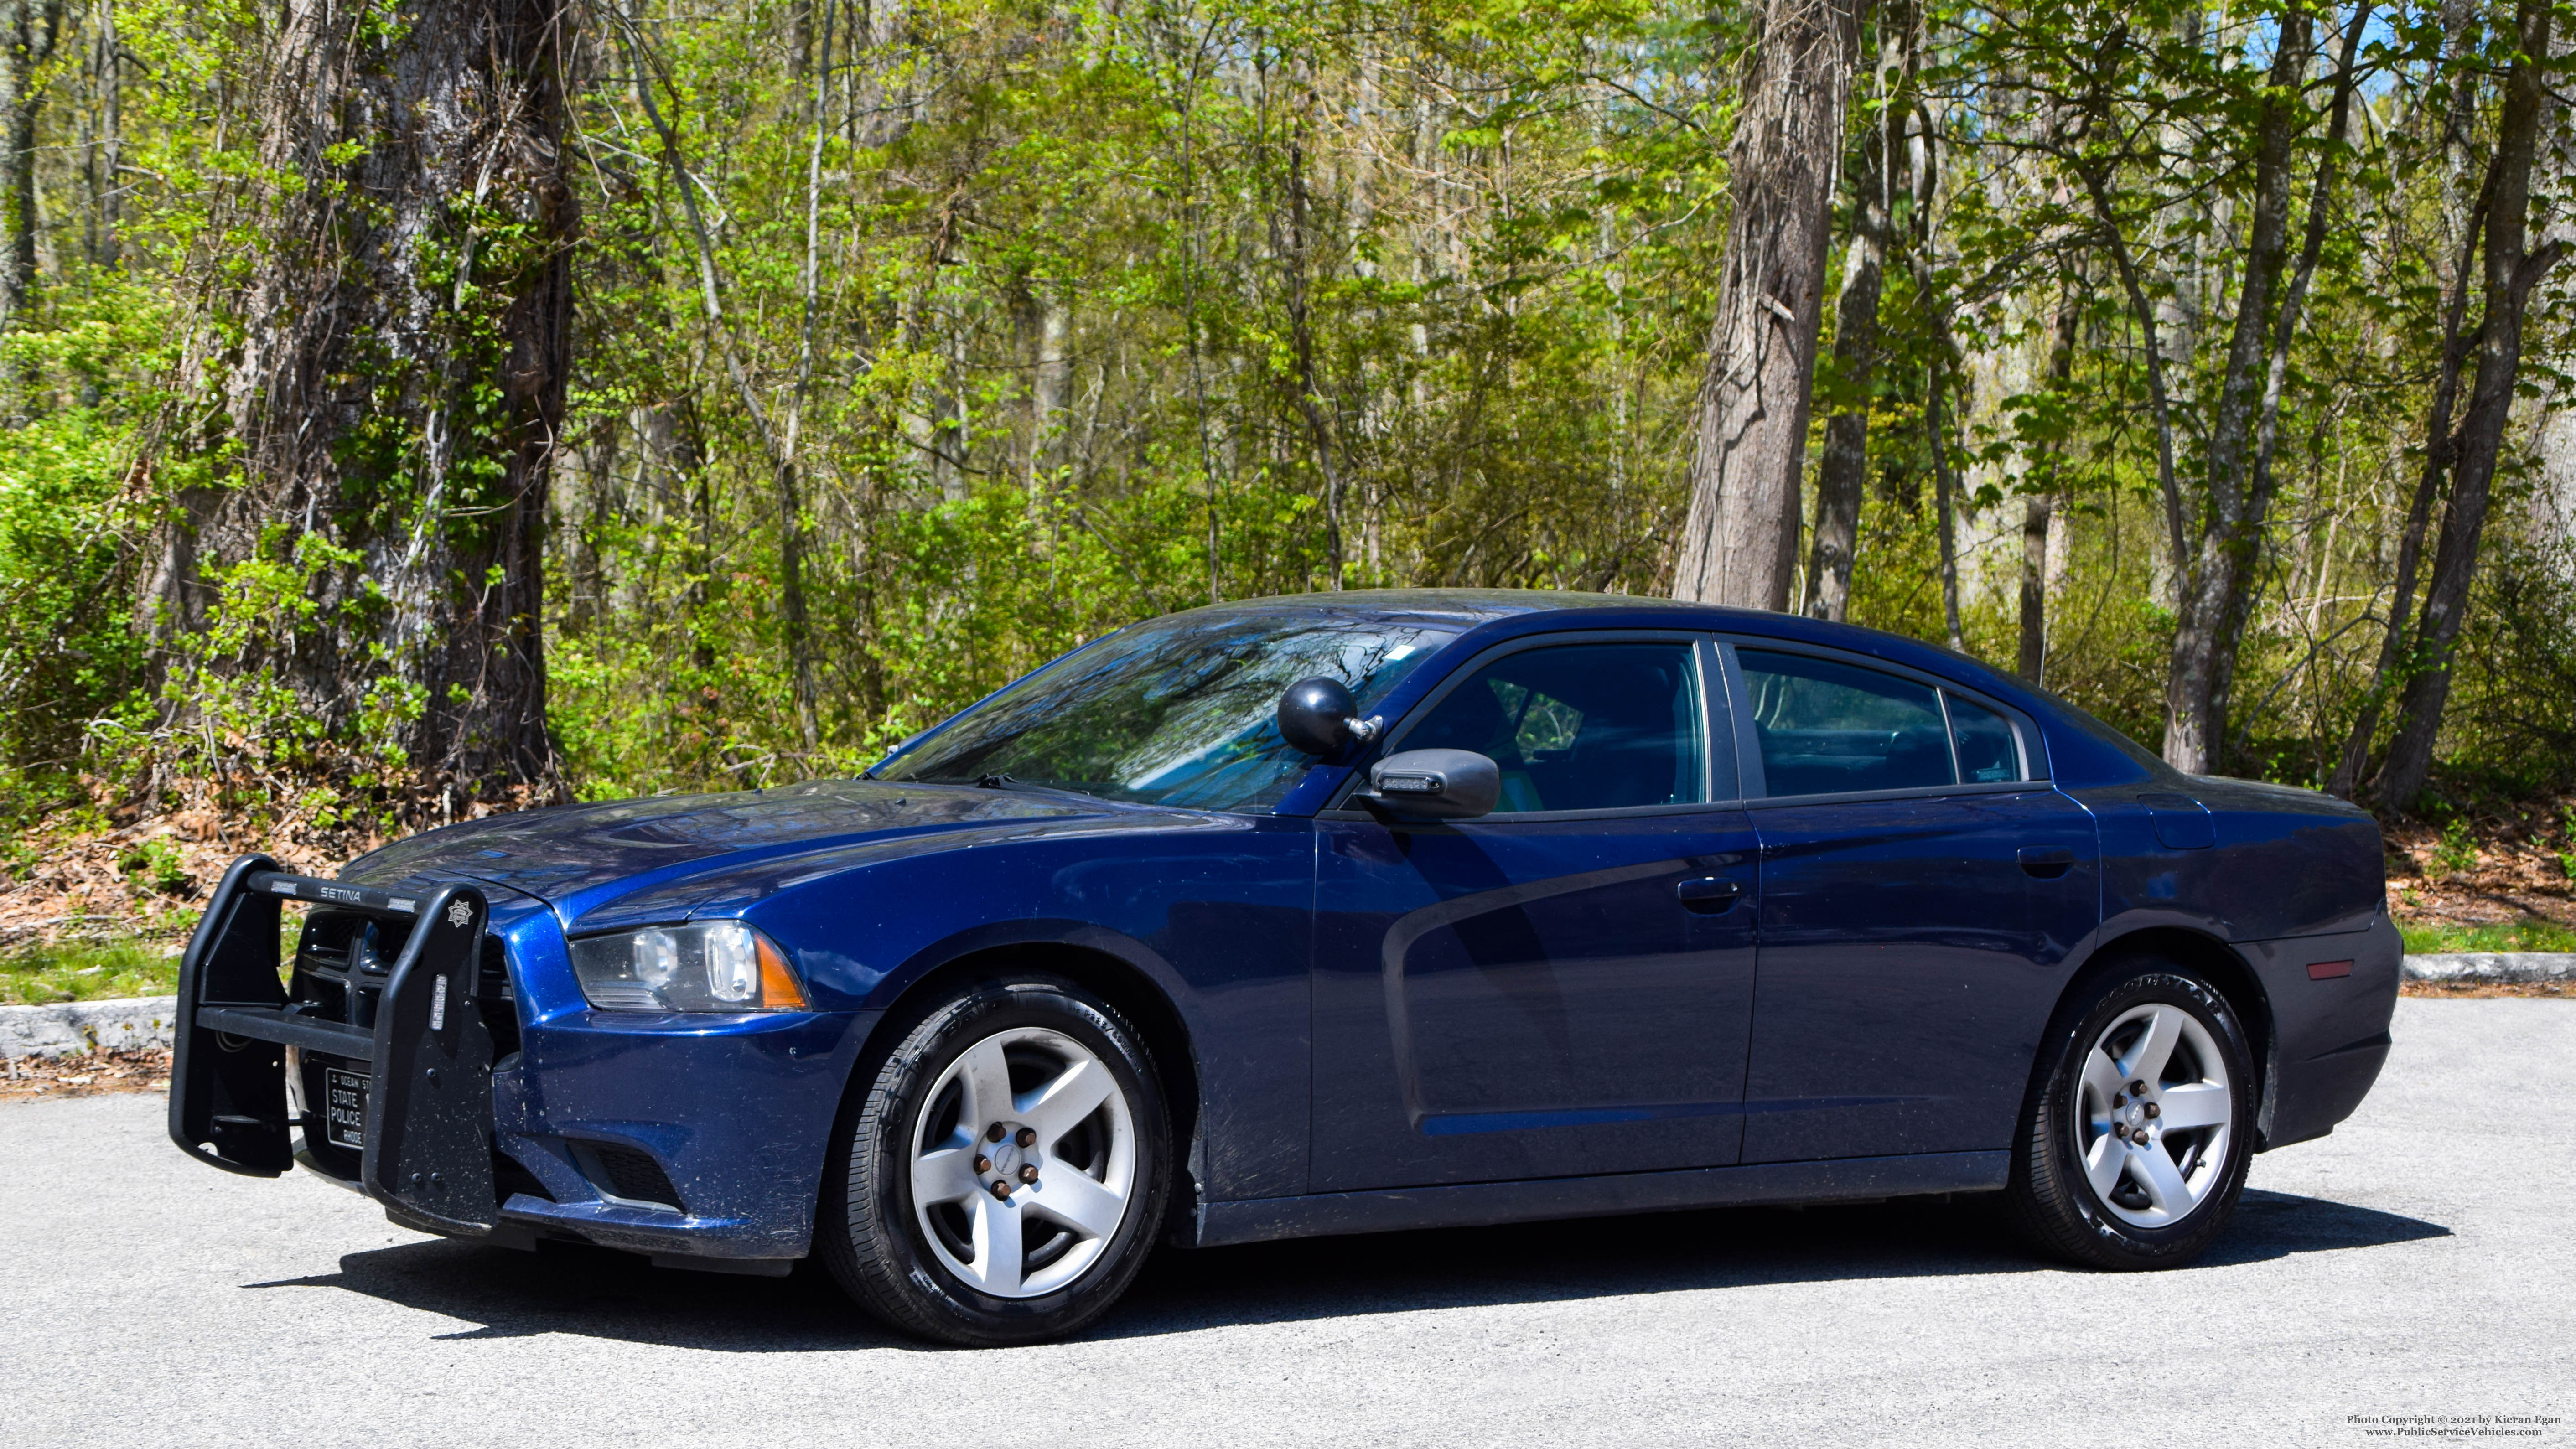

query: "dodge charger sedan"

left=171, top=590, right=2400, bottom=1345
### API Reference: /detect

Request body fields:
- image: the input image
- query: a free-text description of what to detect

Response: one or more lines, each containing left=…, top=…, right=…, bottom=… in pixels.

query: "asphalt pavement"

left=2, top=999, right=2567, bottom=1448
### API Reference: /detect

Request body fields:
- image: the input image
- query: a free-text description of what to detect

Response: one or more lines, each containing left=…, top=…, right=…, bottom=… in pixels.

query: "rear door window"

left=1737, top=649, right=2023, bottom=797
left=1946, top=694, right=2023, bottom=783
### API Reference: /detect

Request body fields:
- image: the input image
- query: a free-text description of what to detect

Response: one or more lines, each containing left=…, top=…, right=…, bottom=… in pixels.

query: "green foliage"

left=118, top=838, right=192, bottom=896
left=2398, top=917, right=2576, bottom=956
left=543, top=0, right=1735, bottom=792
left=0, top=938, right=181, bottom=1006
left=83, top=528, right=426, bottom=834
left=0, top=0, right=2569, bottom=849
left=0, top=290, right=171, bottom=815
left=2430, top=818, right=2480, bottom=878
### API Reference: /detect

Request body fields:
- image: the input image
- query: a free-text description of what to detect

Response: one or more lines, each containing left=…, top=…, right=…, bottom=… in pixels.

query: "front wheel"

left=820, top=976, right=1171, bottom=1346
left=2006, top=963, right=2255, bottom=1269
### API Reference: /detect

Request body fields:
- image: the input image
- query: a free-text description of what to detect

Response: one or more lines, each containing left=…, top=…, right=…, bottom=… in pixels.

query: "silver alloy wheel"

left=2072, top=1002, right=2234, bottom=1229
left=909, top=1025, right=1137, bottom=1299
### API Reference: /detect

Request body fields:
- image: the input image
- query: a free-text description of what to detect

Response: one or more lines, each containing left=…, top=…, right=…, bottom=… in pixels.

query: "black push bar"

left=168, top=854, right=503, bottom=1237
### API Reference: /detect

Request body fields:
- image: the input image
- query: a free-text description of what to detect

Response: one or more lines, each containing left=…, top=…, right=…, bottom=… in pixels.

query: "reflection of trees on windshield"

left=875, top=615, right=1459, bottom=811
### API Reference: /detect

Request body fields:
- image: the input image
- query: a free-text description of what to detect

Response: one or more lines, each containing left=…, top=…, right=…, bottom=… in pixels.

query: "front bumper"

left=488, top=998, right=874, bottom=1263
left=171, top=854, right=876, bottom=1269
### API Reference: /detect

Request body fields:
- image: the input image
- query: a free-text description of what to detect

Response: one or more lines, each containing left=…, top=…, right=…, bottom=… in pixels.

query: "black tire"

left=2005, top=962, right=2256, bottom=1270
left=819, top=975, right=1171, bottom=1346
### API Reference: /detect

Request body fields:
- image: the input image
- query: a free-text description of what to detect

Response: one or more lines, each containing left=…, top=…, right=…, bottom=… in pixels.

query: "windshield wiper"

left=968, top=773, right=1118, bottom=804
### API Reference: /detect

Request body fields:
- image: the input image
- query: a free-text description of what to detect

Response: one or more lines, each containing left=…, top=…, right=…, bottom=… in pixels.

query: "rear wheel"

left=2006, top=963, right=2255, bottom=1269
left=820, top=976, right=1170, bottom=1346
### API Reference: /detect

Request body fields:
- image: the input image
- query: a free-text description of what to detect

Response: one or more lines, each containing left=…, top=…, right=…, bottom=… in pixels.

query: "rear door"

left=1310, top=633, right=1762, bottom=1191
left=1725, top=642, right=2099, bottom=1164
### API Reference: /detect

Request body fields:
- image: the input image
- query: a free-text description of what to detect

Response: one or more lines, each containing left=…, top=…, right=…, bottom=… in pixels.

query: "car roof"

left=1178, top=588, right=1946, bottom=661
left=1151, top=588, right=1653, bottom=629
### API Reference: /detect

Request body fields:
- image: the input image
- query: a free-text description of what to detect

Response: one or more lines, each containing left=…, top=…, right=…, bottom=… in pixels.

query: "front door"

left=1310, top=637, right=1762, bottom=1191
left=1725, top=644, right=2102, bottom=1164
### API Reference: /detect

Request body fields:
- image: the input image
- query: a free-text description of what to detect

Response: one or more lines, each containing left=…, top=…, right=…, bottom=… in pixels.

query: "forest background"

left=2, top=0, right=2575, bottom=998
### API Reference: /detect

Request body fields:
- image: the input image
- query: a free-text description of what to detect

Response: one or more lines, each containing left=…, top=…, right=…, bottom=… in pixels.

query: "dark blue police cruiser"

left=171, top=590, right=2400, bottom=1345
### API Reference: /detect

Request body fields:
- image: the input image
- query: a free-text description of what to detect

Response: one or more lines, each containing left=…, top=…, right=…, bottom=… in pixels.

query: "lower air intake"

left=578, top=1142, right=683, bottom=1211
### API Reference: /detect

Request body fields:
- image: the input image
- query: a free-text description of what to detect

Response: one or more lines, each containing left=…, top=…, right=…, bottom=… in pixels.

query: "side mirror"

left=1361, top=748, right=1499, bottom=822
left=1277, top=677, right=1381, bottom=756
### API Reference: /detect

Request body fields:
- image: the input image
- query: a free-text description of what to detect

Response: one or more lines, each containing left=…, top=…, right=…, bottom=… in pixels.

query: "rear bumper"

left=2241, top=913, right=2403, bottom=1150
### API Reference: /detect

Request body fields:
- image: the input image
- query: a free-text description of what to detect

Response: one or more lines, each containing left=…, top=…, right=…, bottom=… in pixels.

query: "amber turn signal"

left=757, top=932, right=809, bottom=1009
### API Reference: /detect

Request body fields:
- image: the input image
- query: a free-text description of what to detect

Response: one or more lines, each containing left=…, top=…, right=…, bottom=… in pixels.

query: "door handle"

left=1675, top=876, right=1744, bottom=914
left=2017, top=847, right=2076, bottom=879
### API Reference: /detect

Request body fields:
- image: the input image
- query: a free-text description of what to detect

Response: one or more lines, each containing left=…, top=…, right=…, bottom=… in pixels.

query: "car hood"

left=341, top=778, right=1110, bottom=909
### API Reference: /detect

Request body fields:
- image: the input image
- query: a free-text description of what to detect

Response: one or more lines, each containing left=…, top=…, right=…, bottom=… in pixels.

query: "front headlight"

left=569, top=921, right=810, bottom=1012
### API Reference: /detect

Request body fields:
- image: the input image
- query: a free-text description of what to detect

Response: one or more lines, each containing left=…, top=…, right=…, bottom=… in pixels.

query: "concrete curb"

left=0, top=997, right=182, bottom=1060
left=2402, top=952, right=2576, bottom=983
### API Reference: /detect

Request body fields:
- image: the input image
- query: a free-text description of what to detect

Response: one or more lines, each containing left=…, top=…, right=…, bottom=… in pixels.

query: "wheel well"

left=2069, top=926, right=2276, bottom=1132
left=869, top=943, right=1202, bottom=1179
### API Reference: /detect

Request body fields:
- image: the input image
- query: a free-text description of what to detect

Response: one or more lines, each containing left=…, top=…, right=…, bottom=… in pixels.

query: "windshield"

left=873, top=608, right=1462, bottom=811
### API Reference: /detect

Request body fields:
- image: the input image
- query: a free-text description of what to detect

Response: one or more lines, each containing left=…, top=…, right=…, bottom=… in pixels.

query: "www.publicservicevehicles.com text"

left=2348, top=1415, right=2561, bottom=1439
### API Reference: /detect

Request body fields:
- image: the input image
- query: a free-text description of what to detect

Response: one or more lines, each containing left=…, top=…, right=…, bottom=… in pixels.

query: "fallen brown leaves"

left=0, top=1045, right=174, bottom=1102
left=2382, top=794, right=2576, bottom=930
left=3, top=776, right=572, bottom=958
left=0, top=796, right=367, bottom=954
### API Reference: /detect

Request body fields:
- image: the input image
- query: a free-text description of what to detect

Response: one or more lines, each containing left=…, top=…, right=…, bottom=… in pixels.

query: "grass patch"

left=2398, top=916, right=2576, bottom=955
left=0, top=937, right=183, bottom=1005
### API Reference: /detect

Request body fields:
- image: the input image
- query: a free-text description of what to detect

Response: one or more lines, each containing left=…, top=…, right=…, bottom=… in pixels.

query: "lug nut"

left=2112, top=1123, right=2128, bottom=1140
left=986, top=1123, right=1006, bottom=1143
left=2111, top=1093, right=2126, bottom=1109
left=990, top=1180, right=1012, bottom=1199
left=1016, top=1127, right=1037, bottom=1148
left=1018, top=1164, right=1039, bottom=1185
left=974, top=1155, right=992, bottom=1173
left=2144, top=1102, right=2161, bottom=1119
left=2130, top=1080, right=2148, bottom=1096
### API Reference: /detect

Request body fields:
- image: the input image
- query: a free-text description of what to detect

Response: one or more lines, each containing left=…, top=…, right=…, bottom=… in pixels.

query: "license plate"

left=324, top=1067, right=369, bottom=1151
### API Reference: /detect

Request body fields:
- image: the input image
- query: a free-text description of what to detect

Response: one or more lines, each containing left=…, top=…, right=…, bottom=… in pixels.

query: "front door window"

left=1401, top=642, right=1706, bottom=813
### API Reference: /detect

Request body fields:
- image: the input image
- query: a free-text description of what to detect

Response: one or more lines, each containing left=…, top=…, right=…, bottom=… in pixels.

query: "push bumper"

left=171, top=854, right=503, bottom=1237
left=171, top=853, right=876, bottom=1269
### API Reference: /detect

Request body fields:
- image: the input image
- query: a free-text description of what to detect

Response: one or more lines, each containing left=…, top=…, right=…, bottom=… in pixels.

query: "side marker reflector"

left=2307, top=959, right=2353, bottom=981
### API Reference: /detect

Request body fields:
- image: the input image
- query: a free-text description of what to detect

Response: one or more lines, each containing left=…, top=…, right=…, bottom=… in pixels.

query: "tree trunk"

left=2327, top=180, right=2489, bottom=799
left=2375, top=0, right=2566, bottom=810
left=2017, top=292, right=2080, bottom=682
left=2158, top=7, right=2312, bottom=774
left=1804, top=0, right=1914, bottom=622
left=1671, top=0, right=1866, bottom=610
left=1031, top=289, right=1069, bottom=489
left=1275, top=109, right=1345, bottom=589
left=162, top=0, right=575, bottom=798
left=2016, top=496, right=2050, bottom=679
left=1926, top=356, right=1966, bottom=653
left=0, top=0, right=61, bottom=331
left=90, top=0, right=118, bottom=270
left=2206, top=2, right=2372, bottom=758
